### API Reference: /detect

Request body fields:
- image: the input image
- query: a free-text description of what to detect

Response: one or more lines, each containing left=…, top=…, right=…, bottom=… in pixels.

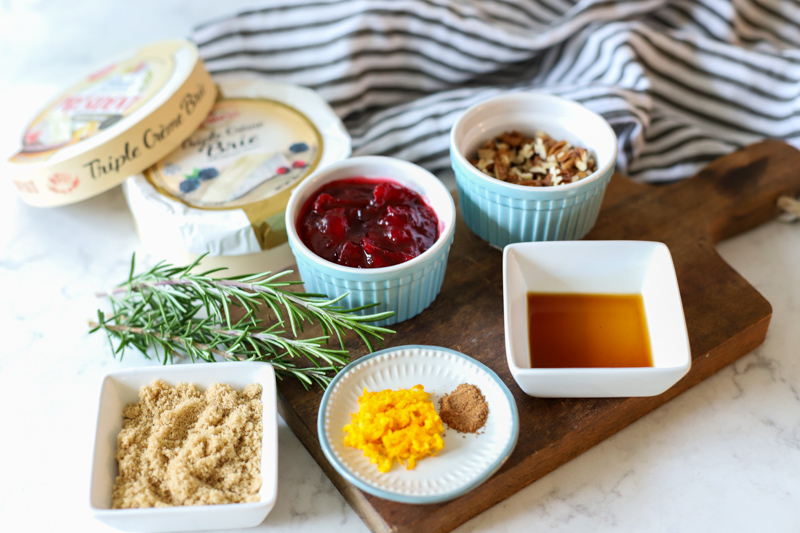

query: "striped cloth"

left=193, top=0, right=800, bottom=183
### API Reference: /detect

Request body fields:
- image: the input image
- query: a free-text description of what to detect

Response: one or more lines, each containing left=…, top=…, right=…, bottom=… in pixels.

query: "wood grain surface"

left=275, top=141, right=800, bottom=533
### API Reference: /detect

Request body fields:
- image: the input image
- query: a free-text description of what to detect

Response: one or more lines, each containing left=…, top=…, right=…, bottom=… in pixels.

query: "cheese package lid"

left=7, top=39, right=217, bottom=207
left=124, top=75, right=351, bottom=274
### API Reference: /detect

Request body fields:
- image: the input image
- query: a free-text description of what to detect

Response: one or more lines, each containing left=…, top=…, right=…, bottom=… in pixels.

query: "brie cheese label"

left=14, top=57, right=173, bottom=160
left=146, top=98, right=321, bottom=209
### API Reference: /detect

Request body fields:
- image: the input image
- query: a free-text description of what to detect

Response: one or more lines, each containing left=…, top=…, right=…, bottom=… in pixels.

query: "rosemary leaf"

left=90, top=253, right=395, bottom=389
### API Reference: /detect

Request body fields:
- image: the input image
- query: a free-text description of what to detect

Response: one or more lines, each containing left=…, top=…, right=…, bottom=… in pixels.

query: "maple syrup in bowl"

left=527, top=293, right=653, bottom=369
left=503, top=241, right=691, bottom=398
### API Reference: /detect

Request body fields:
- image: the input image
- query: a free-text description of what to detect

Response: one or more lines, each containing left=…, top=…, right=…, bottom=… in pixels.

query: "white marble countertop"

left=1, top=2, right=799, bottom=532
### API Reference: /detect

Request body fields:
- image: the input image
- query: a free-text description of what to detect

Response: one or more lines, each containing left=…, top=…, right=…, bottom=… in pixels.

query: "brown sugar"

left=438, top=383, right=489, bottom=434
left=111, top=380, right=263, bottom=508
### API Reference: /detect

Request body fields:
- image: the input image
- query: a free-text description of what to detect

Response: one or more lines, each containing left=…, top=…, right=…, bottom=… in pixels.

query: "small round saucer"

left=318, top=345, right=519, bottom=504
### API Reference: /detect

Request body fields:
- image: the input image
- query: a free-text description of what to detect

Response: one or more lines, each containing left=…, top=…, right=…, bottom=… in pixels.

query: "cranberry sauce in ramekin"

left=297, top=178, right=439, bottom=268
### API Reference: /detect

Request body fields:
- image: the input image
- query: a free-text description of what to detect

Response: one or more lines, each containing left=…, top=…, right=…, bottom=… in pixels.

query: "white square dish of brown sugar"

left=89, top=362, right=277, bottom=532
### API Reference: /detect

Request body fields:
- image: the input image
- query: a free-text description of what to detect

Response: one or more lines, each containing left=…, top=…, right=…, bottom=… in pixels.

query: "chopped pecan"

left=471, top=130, right=596, bottom=187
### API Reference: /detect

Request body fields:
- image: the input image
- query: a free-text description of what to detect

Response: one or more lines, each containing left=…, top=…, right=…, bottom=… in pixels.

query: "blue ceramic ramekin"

left=450, top=92, right=618, bottom=248
left=285, top=156, right=456, bottom=326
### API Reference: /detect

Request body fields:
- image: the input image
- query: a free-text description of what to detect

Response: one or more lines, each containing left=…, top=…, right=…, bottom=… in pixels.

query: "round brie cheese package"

left=124, top=75, right=351, bottom=275
left=7, top=40, right=217, bottom=207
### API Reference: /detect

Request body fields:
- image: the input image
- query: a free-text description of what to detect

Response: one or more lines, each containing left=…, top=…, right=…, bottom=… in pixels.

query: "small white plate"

left=318, top=345, right=519, bottom=504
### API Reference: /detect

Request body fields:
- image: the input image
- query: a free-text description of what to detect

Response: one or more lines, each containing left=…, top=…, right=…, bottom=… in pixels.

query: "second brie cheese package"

left=124, top=75, right=351, bottom=274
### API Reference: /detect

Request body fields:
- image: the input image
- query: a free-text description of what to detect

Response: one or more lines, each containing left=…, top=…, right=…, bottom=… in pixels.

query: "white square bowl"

left=503, top=241, right=691, bottom=398
left=90, top=362, right=278, bottom=532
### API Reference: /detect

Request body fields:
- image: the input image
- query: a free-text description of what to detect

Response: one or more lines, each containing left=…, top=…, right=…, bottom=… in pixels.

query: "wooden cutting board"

left=275, top=141, right=800, bottom=533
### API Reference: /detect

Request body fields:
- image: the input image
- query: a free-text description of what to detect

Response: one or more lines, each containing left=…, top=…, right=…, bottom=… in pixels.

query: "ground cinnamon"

left=438, top=383, right=489, bottom=434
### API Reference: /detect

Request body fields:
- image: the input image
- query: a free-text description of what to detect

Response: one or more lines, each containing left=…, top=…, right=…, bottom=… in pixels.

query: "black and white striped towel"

left=193, top=0, right=800, bottom=183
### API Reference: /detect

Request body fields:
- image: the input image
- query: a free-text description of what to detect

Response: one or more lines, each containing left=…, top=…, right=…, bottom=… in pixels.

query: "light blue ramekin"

left=450, top=92, right=618, bottom=248
left=285, top=156, right=456, bottom=326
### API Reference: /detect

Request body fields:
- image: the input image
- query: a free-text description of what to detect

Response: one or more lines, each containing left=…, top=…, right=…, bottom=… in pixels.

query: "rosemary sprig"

left=89, top=254, right=395, bottom=389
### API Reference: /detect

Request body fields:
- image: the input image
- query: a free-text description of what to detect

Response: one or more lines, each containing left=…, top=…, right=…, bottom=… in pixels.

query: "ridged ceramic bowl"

left=450, top=92, right=618, bottom=248
left=285, top=156, right=456, bottom=326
